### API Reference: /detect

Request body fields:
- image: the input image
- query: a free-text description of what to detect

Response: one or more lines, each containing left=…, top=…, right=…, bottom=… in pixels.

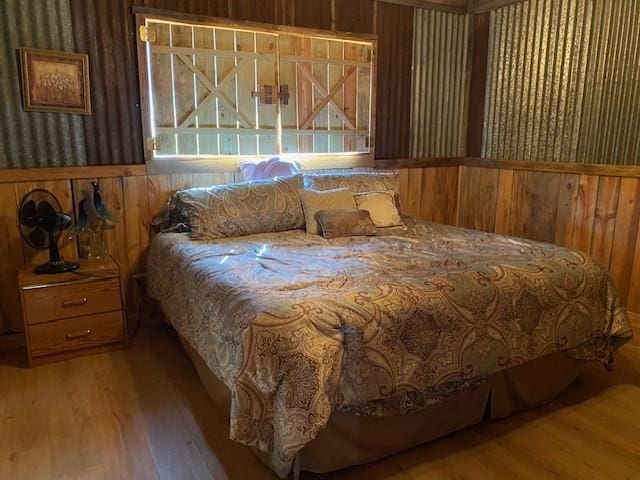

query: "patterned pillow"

left=304, top=172, right=401, bottom=209
left=151, top=195, right=192, bottom=233
left=173, top=175, right=305, bottom=240
left=304, top=172, right=399, bottom=194
left=353, top=190, right=404, bottom=228
left=315, top=209, right=377, bottom=239
left=299, top=188, right=357, bottom=235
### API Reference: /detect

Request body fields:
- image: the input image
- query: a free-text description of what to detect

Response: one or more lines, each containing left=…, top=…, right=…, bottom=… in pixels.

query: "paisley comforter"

left=147, top=218, right=632, bottom=477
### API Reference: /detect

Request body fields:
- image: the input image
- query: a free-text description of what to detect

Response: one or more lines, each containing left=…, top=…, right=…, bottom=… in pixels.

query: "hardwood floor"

left=1, top=319, right=638, bottom=480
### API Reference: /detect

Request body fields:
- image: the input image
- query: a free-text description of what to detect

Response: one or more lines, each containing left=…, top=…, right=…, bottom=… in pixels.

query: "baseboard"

left=0, top=332, right=26, bottom=350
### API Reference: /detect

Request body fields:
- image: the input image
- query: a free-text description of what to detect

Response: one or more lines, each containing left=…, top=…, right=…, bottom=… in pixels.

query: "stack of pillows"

left=161, top=158, right=403, bottom=240
left=300, top=174, right=403, bottom=239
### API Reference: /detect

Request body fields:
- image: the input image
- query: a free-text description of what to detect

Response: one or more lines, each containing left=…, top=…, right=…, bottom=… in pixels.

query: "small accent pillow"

left=151, top=196, right=192, bottom=233
left=239, top=157, right=301, bottom=181
left=299, top=188, right=357, bottom=235
left=354, top=190, right=404, bottom=228
left=304, top=172, right=402, bottom=210
left=172, top=175, right=305, bottom=240
left=315, top=209, right=377, bottom=239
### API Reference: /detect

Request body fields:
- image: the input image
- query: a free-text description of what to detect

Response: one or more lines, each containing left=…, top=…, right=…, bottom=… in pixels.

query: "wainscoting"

left=1, top=165, right=157, bottom=335
left=0, top=166, right=239, bottom=335
left=399, top=161, right=640, bottom=319
left=0, top=165, right=364, bottom=336
left=1, top=160, right=639, bottom=340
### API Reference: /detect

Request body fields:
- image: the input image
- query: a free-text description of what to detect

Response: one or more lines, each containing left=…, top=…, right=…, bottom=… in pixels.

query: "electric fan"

left=17, top=189, right=79, bottom=274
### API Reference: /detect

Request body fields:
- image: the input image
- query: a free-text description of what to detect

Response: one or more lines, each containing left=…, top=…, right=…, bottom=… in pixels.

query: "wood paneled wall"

left=374, top=1, right=414, bottom=159
left=0, top=166, right=368, bottom=336
left=402, top=163, right=640, bottom=316
left=3, top=160, right=639, bottom=340
left=0, top=168, right=236, bottom=335
left=398, top=166, right=460, bottom=225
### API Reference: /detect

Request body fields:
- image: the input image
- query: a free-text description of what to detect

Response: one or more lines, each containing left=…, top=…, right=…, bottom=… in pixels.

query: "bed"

left=147, top=173, right=632, bottom=478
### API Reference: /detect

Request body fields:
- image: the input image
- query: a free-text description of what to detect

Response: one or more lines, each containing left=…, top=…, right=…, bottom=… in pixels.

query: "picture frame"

left=20, top=48, right=91, bottom=115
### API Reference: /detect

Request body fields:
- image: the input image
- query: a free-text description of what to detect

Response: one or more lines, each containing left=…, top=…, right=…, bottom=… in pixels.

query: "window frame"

left=134, top=9, right=377, bottom=174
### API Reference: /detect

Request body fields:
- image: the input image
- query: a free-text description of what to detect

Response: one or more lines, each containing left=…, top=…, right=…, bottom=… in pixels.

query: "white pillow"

left=354, top=191, right=403, bottom=228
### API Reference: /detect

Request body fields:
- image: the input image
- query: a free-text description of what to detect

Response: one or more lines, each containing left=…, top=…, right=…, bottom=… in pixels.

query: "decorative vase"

left=87, top=228, right=108, bottom=262
left=77, top=182, right=115, bottom=262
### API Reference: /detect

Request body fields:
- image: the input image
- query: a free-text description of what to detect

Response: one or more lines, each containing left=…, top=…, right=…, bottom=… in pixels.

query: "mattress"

left=147, top=217, right=632, bottom=477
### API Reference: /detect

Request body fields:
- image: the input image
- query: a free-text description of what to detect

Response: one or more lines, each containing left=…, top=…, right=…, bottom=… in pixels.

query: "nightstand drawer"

left=23, top=278, right=121, bottom=325
left=29, top=311, right=124, bottom=358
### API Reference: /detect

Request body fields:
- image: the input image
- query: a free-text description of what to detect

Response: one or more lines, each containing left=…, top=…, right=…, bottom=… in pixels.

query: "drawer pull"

left=66, top=329, right=92, bottom=340
left=62, top=297, right=88, bottom=308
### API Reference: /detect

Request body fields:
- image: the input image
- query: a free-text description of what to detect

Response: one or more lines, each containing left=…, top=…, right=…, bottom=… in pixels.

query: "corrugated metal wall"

left=137, top=0, right=229, bottom=17
left=335, top=0, right=375, bottom=34
left=375, top=1, right=414, bottom=159
left=234, top=0, right=275, bottom=23
left=0, top=0, right=87, bottom=168
left=410, top=8, right=470, bottom=158
left=70, top=0, right=143, bottom=166
left=70, top=0, right=231, bottom=167
left=293, top=0, right=332, bottom=30
left=1, top=0, right=414, bottom=168
left=483, top=0, right=640, bottom=165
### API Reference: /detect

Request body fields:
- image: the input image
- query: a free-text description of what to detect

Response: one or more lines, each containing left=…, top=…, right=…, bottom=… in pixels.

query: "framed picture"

left=20, top=48, right=91, bottom=115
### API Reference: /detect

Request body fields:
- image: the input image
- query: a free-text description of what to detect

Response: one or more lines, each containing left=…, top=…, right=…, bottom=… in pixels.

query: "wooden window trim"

left=146, top=154, right=375, bottom=175
left=133, top=7, right=378, bottom=43
left=134, top=9, right=377, bottom=173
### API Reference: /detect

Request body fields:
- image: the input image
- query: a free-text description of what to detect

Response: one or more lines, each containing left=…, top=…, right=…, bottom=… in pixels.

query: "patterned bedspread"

left=147, top=218, right=632, bottom=477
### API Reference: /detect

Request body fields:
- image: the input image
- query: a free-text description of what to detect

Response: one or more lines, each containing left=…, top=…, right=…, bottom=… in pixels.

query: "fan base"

left=33, top=261, right=80, bottom=274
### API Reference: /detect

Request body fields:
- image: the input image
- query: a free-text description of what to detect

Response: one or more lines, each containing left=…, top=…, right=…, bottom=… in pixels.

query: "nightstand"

left=19, top=259, right=126, bottom=366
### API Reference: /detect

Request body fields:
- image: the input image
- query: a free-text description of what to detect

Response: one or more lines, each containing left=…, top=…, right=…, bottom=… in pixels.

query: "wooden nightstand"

left=19, top=259, right=126, bottom=366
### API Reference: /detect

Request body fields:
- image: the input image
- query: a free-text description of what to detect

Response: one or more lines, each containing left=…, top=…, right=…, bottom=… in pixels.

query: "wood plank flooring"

left=1, top=319, right=638, bottom=480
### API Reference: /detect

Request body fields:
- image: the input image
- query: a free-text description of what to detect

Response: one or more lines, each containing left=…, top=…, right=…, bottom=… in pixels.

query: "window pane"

left=278, top=34, right=373, bottom=155
left=193, top=26, right=219, bottom=155
left=150, top=22, right=176, bottom=155
left=142, top=19, right=373, bottom=160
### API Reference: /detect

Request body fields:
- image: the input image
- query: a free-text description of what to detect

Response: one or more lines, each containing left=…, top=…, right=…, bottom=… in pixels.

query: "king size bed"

left=147, top=172, right=632, bottom=479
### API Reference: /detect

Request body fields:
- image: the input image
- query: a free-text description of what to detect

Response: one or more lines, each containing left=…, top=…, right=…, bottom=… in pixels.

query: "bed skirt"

left=178, top=335, right=583, bottom=476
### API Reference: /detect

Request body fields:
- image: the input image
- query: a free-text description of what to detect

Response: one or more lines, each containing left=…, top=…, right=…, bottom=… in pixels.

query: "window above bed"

left=135, top=12, right=376, bottom=172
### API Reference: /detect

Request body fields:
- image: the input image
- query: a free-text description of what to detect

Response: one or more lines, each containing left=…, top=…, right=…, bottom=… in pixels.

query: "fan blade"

left=19, top=200, right=38, bottom=227
left=29, top=227, right=48, bottom=247
left=76, top=199, right=88, bottom=233
left=92, top=182, right=113, bottom=222
left=36, top=201, right=57, bottom=230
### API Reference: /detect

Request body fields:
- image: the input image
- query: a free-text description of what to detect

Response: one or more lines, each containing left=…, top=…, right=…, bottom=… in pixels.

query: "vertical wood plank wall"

left=2, top=162, right=639, bottom=339
left=374, top=1, right=414, bottom=159
left=0, top=167, right=355, bottom=336
left=450, top=165, right=640, bottom=315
